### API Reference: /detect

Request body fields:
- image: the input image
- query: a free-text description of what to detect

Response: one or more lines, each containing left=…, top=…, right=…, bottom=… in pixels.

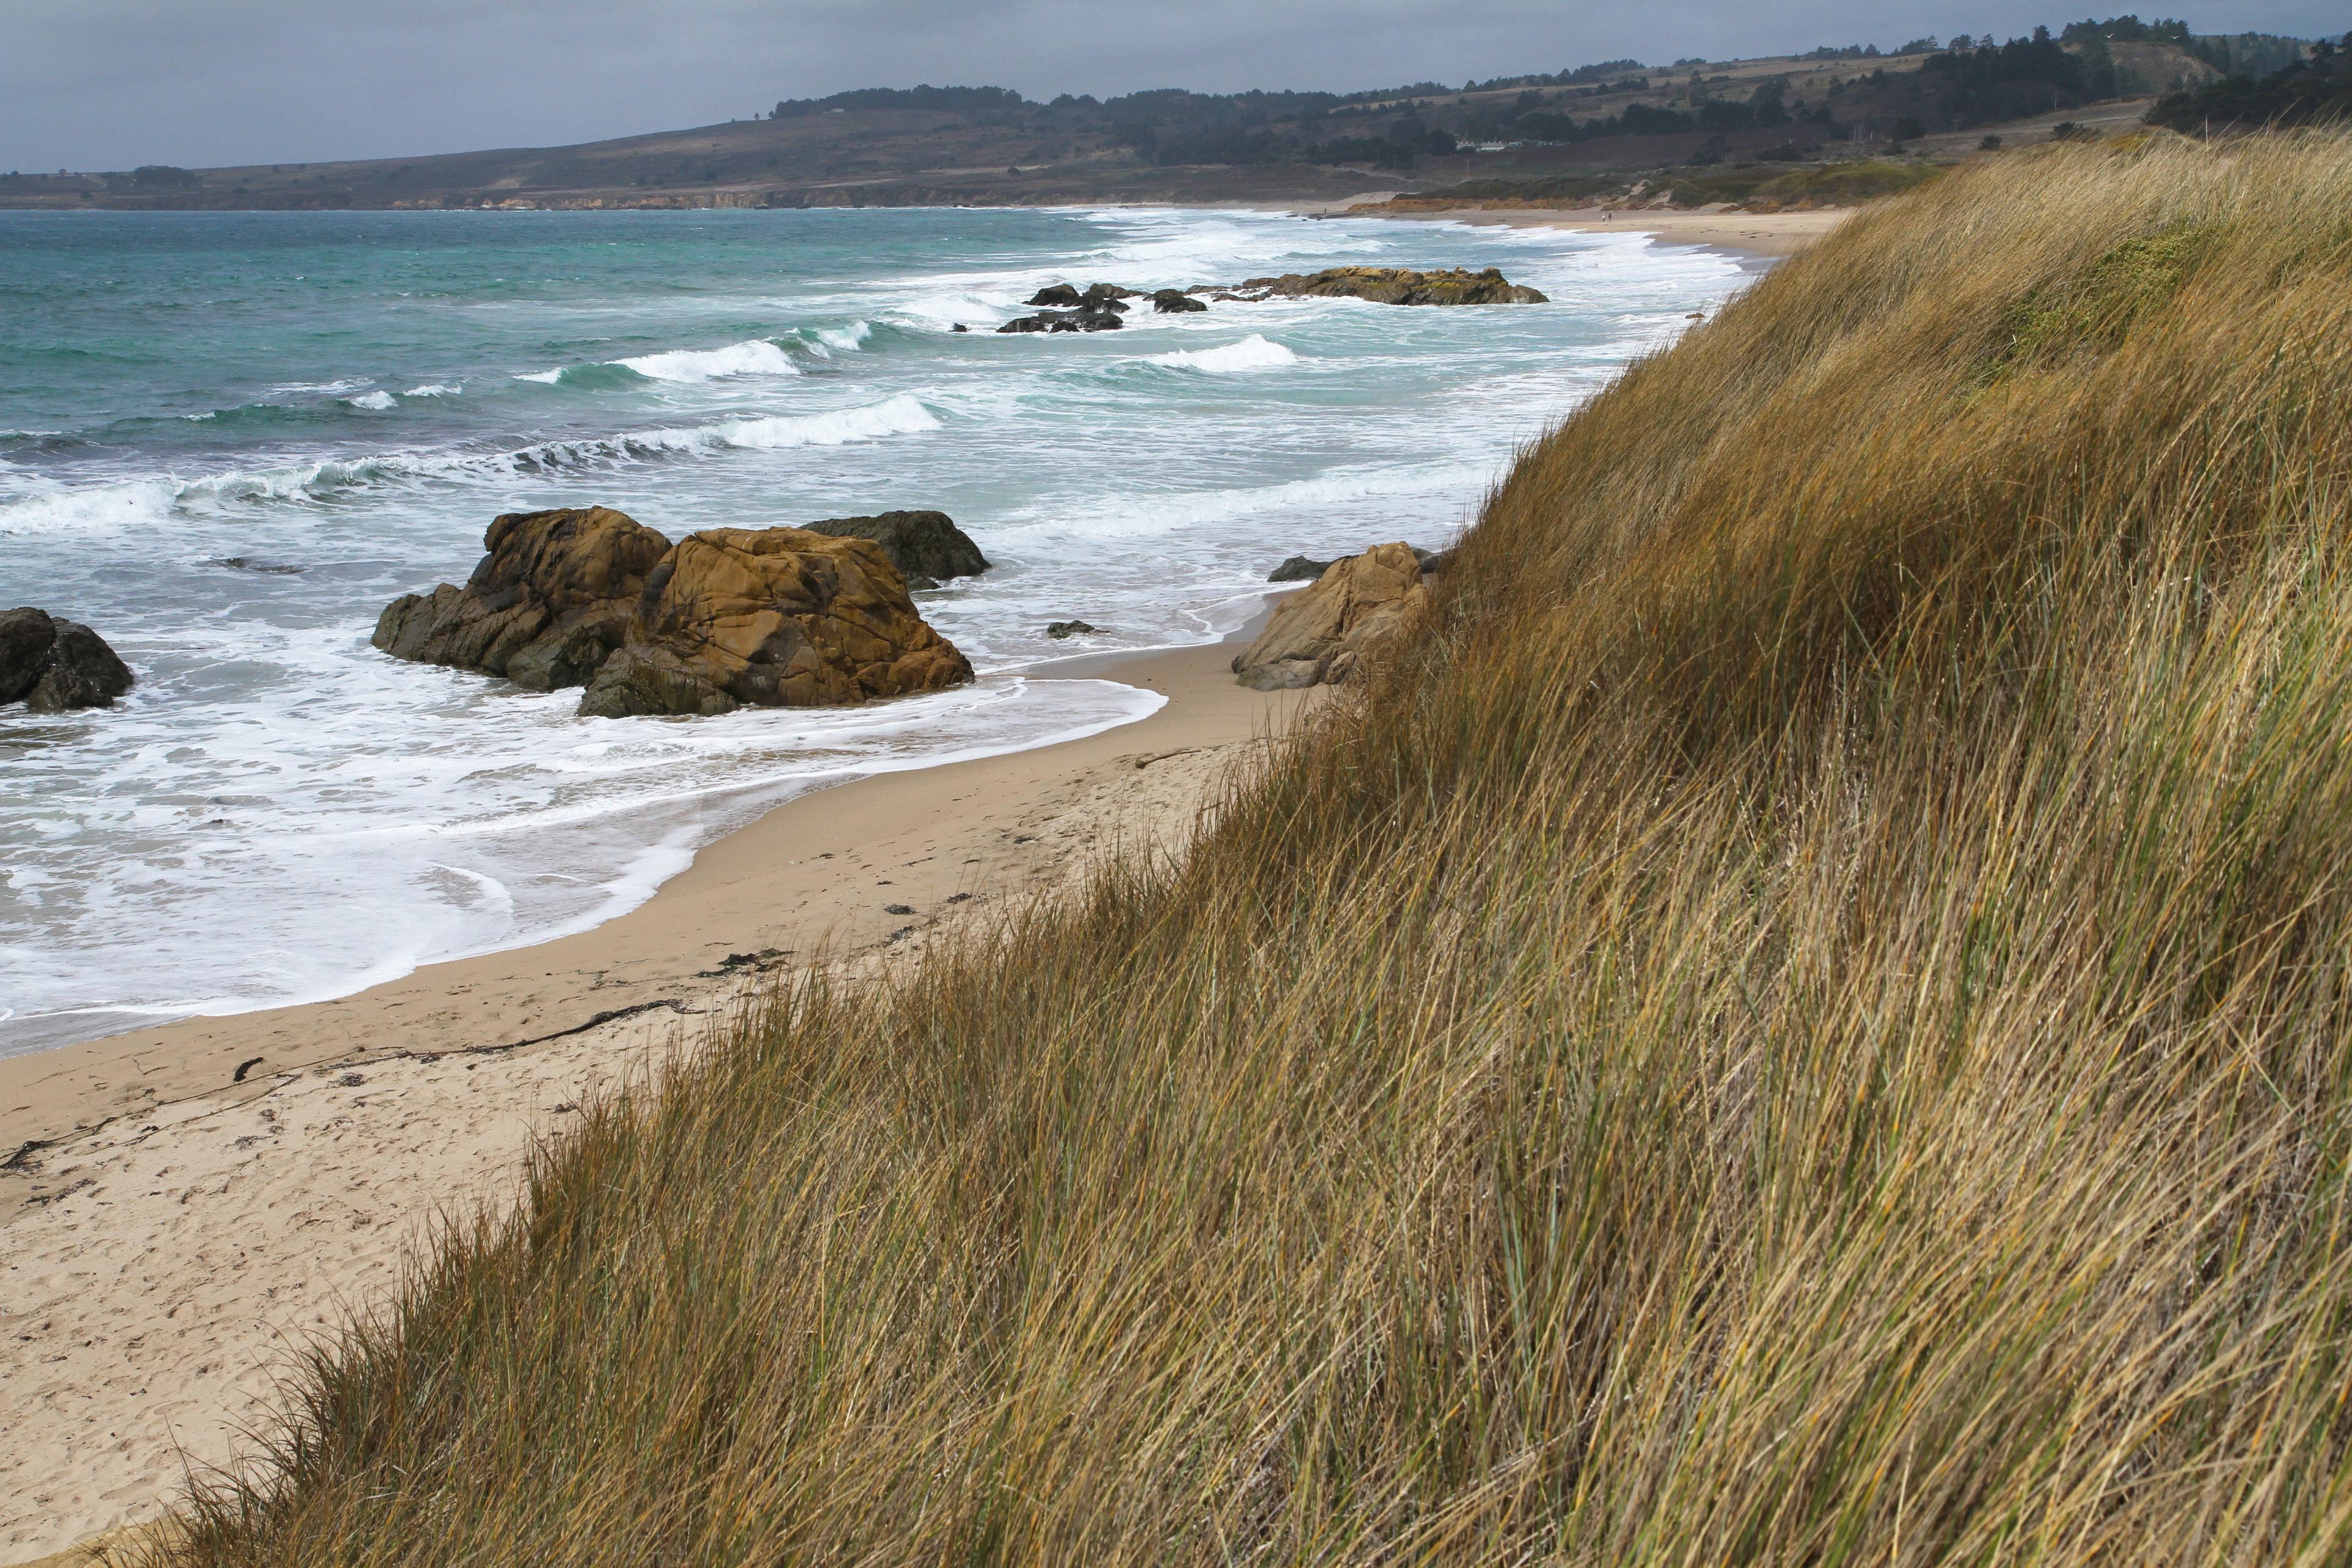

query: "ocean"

left=0, top=205, right=1746, bottom=1054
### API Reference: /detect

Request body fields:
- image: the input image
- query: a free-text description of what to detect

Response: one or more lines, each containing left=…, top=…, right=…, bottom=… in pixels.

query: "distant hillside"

left=0, top=17, right=2311, bottom=213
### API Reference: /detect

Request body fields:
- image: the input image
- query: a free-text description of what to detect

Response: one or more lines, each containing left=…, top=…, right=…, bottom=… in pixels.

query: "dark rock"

left=1230, top=266, right=1547, bottom=306
left=0, top=608, right=134, bottom=711
left=1001, top=307, right=1125, bottom=334
left=372, top=505, right=671, bottom=690
left=1152, top=288, right=1208, bottom=314
left=951, top=323, right=970, bottom=333
left=799, top=510, right=989, bottom=583
left=0, top=608, right=56, bottom=704
left=1268, top=556, right=1336, bottom=583
left=1026, top=283, right=1083, bottom=307
left=212, top=557, right=305, bottom=574
left=1045, top=620, right=1098, bottom=639
left=1415, top=546, right=1457, bottom=575
left=1079, top=284, right=1133, bottom=312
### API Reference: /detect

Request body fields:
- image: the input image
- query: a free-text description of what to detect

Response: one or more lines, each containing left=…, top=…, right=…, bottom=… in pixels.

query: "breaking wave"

left=1145, top=334, right=1300, bottom=373
left=0, top=394, right=944, bottom=535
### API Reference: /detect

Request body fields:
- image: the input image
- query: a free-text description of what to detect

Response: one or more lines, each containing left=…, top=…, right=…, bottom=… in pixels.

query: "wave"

left=341, top=390, right=398, bottom=411
left=404, top=383, right=462, bottom=398
left=1145, top=334, right=1300, bottom=374
left=0, top=394, right=946, bottom=535
left=795, top=320, right=873, bottom=358
left=618, top=337, right=802, bottom=382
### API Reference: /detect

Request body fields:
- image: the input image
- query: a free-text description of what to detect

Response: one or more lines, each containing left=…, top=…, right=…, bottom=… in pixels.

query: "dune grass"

left=155, top=130, right=2352, bottom=1565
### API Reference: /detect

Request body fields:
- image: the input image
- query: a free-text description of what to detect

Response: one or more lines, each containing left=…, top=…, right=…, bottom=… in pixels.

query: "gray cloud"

left=2, top=0, right=2339, bottom=172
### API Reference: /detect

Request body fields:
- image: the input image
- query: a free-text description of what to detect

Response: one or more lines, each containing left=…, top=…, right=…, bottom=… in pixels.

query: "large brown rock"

left=0, top=607, right=134, bottom=712
left=1233, top=266, right=1547, bottom=306
left=1232, top=542, right=1433, bottom=690
left=372, top=506, right=672, bottom=690
left=578, top=527, right=973, bottom=718
left=375, top=507, right=974, bottom=718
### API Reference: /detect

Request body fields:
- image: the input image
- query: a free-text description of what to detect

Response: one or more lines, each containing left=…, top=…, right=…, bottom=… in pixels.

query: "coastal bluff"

left=375, top=506, right=974, bottom=717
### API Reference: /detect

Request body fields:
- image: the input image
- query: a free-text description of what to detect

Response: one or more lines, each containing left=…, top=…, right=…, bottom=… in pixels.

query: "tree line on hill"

left=758, top=16, right=2318, bottom=172
left=2147, top=31, right=2352, bottom=130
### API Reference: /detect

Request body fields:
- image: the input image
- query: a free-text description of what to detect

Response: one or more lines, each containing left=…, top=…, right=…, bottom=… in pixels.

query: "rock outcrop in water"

left=1234, top=266, right=1547, bottom=305
left=800, top=510, right=989, bottom=589
left=1152, top=288, right=1208, bottom=314
left=1233, top=542, right=1433, bottom=690
left=373, top=506, right=670, bottom=690
left=374, top=507, right=972, bottom=717
left=998, top=309, right=1125, bottom=334
left=0, top=608, right=135, bottom=712
left=579, top=528, right=971, bottom=718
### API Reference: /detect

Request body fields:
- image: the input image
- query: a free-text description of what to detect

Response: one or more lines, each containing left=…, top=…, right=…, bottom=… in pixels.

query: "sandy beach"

left=1360, top=204, right=1850, bottom=258
left=0, top=629, right=1311, bottom=1562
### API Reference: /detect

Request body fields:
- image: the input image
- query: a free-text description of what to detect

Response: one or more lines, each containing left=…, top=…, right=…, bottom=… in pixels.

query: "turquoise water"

left=0, top=206, right=1745, bottom=1052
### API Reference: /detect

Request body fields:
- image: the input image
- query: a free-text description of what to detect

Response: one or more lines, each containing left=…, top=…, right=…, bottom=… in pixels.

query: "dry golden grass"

left=156, top=130, right=2352, bottom=1565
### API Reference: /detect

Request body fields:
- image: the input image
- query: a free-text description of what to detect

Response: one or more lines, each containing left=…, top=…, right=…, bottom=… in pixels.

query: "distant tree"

left=1980, top=132, right=2004, bottom=147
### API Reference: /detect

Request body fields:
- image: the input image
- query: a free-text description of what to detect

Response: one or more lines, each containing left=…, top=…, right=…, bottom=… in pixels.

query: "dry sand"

left=0, top=633, right=1311, bottom=1562
left=1361, top=203, right=1850, bottom=258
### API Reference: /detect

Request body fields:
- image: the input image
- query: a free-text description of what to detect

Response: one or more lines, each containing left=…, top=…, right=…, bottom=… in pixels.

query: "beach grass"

left=152, top=129, right=2352, bottom=1565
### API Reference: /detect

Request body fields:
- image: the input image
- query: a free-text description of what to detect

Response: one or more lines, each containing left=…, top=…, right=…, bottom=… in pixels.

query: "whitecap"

left=512, top=368, right=565, bottom=384
left=341, top=390, right=397, bottom=411
left=404, top=383, right=462, bottom=398
left=618, top=338, right=800, bottom=382
left=708, top=393, right=938, bottom=449
left=1146, top=334, right=1300, bottom=374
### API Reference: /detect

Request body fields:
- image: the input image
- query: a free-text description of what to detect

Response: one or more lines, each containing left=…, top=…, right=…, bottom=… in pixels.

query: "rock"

left=0, top=608, right=135, bottom=712
left=577, top=527, right=972, bottom=718
left=211, top=557, right=304, bottom=574
left=1079, top=284, right=1133, bottom=313
left=1152, top=288, right=1208, bottom=314
left=1267, top=555, right=1335, bottom=583
left=800, top=510, right=989, bottom=584
left=1230, top=266, right=1547, bottom=306
left=374, top=507, right=973, bottom=719
left=1026, top=283, right=1083, bottom=307
left=1045, top=620, right=1098, bottom=639
left=0, top=608, right=57, bottom=704
left=1231, top=542, right=1431, bottom=690
left=372, top=505, right=671, bottom=690
left=951, top=323, right=970, bottom=333
left=999, top=308, right=1124, bottom=334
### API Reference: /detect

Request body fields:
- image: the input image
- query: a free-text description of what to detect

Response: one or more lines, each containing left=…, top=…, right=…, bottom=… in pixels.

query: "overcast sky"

left=2, top=0, right=2338, bottom=172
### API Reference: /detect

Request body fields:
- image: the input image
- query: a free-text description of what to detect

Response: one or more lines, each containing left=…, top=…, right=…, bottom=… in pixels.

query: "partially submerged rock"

left=1233, top=542, right=1432, bottom=690
left=375, top=507, right=971, bottom=717
left=800, top=510, right=989, bottom=587
left=579, top=528, right=971, bottom=718
left=0, top=607, right=135, bottom=712
left=1045, top=620, right=1098, bottom=639
left=998, top=309, right=1125, bottom=334
left=373, top=505, right=670, bottom=691
left=1025, top=283, right=1083, bottom=307
left=1234, top=266, right=1547, bottom=306
left=1268, top=545, right=1453, bottom=584
left=1152, top=288, right=1208, bottom=314
left=1268, top=554, right=1335, bottom=583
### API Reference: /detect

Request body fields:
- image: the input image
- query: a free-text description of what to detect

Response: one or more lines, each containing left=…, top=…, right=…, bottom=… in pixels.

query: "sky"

left=2, top=0, right=2339, bottom=173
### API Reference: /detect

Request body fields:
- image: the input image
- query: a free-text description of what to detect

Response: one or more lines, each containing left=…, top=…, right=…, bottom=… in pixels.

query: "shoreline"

left=1, top=623, right=1314, bottom=1560
left=1343, top=202, right=1850, bottom=260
